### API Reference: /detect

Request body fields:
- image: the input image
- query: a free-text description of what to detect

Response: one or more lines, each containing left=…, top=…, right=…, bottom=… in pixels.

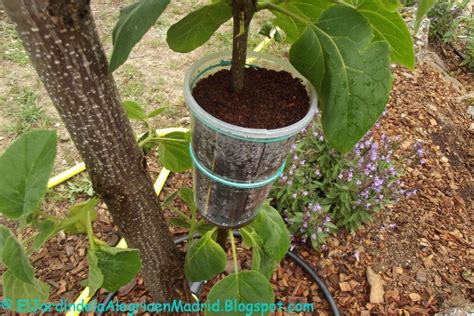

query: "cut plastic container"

left=184, top=51, right=317, bottom=228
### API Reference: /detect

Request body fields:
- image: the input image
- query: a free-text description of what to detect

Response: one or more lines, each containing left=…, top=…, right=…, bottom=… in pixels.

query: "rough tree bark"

left=231, top=0, right=256, bottom=92
left=3, top=0, right=193, bottom=309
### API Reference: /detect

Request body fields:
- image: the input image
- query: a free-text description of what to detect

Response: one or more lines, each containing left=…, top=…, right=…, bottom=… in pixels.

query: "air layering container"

left=184, top=51, right=317, bottom=228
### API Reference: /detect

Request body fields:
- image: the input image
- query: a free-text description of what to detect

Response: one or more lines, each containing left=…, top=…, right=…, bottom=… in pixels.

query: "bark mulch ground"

left=1, top=61, right=472, bottom=315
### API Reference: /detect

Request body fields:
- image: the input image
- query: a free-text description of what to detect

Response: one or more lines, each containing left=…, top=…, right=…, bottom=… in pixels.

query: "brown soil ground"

left=2, top=61, right=470, bottom=316
left=193, top=68, right=309, bottom=129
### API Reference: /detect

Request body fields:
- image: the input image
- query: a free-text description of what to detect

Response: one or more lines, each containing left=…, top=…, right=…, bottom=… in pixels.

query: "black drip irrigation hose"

left=97, top=233, right=340, bottom=316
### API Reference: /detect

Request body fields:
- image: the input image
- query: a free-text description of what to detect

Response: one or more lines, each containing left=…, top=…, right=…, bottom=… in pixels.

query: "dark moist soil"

left=192, top=67, right=310, bottom=129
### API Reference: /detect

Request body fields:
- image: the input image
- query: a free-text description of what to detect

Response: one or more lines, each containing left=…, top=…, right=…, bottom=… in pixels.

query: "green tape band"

left=189, top=144, right=286, bottom=189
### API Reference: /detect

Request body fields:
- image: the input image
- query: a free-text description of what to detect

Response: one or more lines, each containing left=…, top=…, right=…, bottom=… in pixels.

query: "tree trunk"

left=3, top=0, right=193, bottom=309
left=231, top=0, right=256, bottom=92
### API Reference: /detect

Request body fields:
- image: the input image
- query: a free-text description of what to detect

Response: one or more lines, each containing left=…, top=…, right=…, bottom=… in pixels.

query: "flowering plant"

left=271, top=121, right=417, bottom=249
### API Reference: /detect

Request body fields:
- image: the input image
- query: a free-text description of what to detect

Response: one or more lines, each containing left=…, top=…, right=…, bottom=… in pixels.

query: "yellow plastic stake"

left=47, top=162, right=86, bottom=189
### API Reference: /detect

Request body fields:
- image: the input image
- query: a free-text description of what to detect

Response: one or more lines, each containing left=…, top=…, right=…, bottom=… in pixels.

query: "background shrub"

left=270, top=120, right=418, bottom=249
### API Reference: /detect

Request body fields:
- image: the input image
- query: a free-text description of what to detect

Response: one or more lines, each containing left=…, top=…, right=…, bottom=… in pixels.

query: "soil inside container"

left=192, top=67, right=310, bottom=129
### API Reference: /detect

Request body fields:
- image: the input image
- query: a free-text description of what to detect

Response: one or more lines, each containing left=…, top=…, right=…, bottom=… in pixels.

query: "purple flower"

left=303, top=191, right=308, bottom=196
left=300, top=160, right=306, bottom=166
left=311, top=233, right=317, bottom=240
left=347, top=169, right=354, bottom=181
left=361, top=190, right=369, bottom=199
left=324, top=215, right=331, bottom=223
left=312, top=204, right=322, bottom=212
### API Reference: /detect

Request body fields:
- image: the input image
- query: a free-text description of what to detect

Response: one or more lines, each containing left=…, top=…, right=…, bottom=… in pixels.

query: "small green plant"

left=0, top=21, right=29, bottom=65
left=163, top=188, right=290, bottom=309
left=271, top=121, right=417, bottom=248
left=6, top=85, right=50, bottom=136
left=66, top=177, right=95, bottom=202
left=428, top=0, right=474, bottom=67
left=0, top=99, right=191, bottom=312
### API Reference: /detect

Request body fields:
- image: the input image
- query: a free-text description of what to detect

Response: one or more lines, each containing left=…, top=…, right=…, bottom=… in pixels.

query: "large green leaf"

left=185, top=231, right=226, bottom=282
left=415, top=0, right=438, bottom=33
left=110, top=0, right=170, bottom=72
left=357, top=2, right=415, bottom=68
left=84, top=250, right=104, bottom=294
left=167, top=3, right=232, bottom=53
left=95, top=244, right=141, bottom=292
left=3, top=270, right=49, bottom=313
left=272, top=0, right=332, bottom=43
left=206, top=271, right=275, bottom=316
left=289, top=5, right=392, bottom=152
left=157, top=131, right=192, bottom=172
left=240, top=228, right=277, bottom=279
left=3, top=235, right=34, bottom=283
left=0, top=130, right=56, bottom=219
left=247, top=203, right=290, bottom=262
left=373, top=0, right=402, bottom=11
left=0, top=225, right=13, bottom=261
left=63, top=198, right=98, bottom=234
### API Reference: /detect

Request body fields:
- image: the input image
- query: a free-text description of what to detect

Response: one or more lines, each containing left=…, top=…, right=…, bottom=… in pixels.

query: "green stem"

left=229, top=230, right=239, bottom=274
left=259, top=2, right=312, bottom=25
left=38, top=211, right=63, bottom=224
left=138, top=122, right=155, bottom=148
left=169, top=206, right=191, bottom=221
left=85, top=209, right=96, bottom=249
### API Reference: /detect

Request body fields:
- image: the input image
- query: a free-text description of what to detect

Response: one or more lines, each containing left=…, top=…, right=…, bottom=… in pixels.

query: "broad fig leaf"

left=185, top=231, right=226, bottom=282
left=373, top=0, right=402, bottom=11
left=110, top=0, right=170, bottom=72
left=3, top=270, right=49, bottom=312
left=290, top=5, right=392, bottom=152
left=0, top=130, right=56, bottom=219
left=63, top=198, right=98, bottom=234
left=0, top=225, right=13, bottom=260
left=123, top=100, right=147, bottom=121
left=247, top=203, right=290, bottom=262
left=358, top=1, right=414, bottom=69
left=415, top=0, right=438, bottom=33
left=95, top=244, right=141, bottom=292
left=84, top=250, right=104, bottom=294
left=157, top=131, right=192, bottom=172
left=240, top=228, right=277, bottom=279
left=3, top=235, right=34, bottom=283
left=167, top=3, right=232, bottom=53
left=33, top=220, right=57, bottom=250
left=272, top=0, right=332, bottom=43
left=206, top=271, right=275, bottom=316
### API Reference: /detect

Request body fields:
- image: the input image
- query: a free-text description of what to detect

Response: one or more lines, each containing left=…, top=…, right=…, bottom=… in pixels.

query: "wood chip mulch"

left=1, top=61, right=472, bottom=316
